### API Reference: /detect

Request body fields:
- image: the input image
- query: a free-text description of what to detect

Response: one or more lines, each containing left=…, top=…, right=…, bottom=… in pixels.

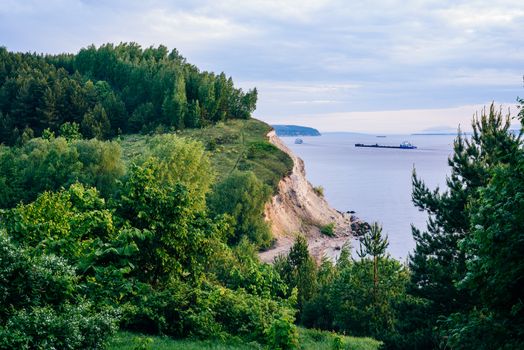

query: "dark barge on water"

left=355, top=141, right=417, bottom=149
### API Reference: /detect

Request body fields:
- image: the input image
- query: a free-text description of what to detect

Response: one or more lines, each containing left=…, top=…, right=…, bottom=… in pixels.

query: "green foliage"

left=140, top=134, right=215, bottom=209
left=356, top=223, right=388, bottom=259
left=329, top=258, right=409, bottom=338
left=297, top=236, right=412, bottom=349
left=117, top=161, right=217, bottom=285
left=0, top=136, right=125, bottom=208
left=320, top=223, right=335, bottom=237
left=59, top=121, right=82, bottom=140
left=313, top=185, right=325, bottom=197
left=407, top=103, right=522, bottom=347
left=439, top=146, right=524, bottom=348
left=121, top=280, right=295, bottom=344
left=267, top=314, right=299, bottom=350
left=208, top=171, right=272, bottom=248
left=1, top=184, right=115, bottom=261
left=274, top=235, right=317, bottom=317
left=0, top=303, right=118, bottom=350
left=0, top=232, right=118, bottom=349
left=211, top=238, right=288, bottom=298
left=0, top=43, right=257, bottom=145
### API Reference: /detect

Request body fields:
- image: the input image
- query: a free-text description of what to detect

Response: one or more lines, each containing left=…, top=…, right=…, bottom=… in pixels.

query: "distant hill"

left=272, top=125, right=321, bottom=136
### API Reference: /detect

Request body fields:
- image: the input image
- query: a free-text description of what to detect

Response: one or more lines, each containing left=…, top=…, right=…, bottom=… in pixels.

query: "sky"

left=1, top=0, right=523, bottom=133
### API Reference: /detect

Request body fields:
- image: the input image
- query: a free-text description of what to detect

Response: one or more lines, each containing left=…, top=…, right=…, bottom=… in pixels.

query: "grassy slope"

left=109, top=328, right=381, bottom=350
left=119, top=119, right=293, bottom=192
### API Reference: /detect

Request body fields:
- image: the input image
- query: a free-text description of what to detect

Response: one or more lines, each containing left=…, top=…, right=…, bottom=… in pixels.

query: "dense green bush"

left=1, top=183, right=115, bottom=261
left=139, top=134, right=215, bottom=210
left=0, top=232, right=118, bottom=349
left=266, top=314, right=299, bottom=350
left=0, top=136, right=124, bottom=208
left=208, top=171, right=272, bottom=248
left=211, top=238, right=288, bottom=298
left=0, top=303, right=118, bottom=350
left=121, top=280, right=296, bottom=345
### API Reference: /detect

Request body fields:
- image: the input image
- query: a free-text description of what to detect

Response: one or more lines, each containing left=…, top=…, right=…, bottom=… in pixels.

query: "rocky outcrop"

left=259, top=130, right=353, bottom=263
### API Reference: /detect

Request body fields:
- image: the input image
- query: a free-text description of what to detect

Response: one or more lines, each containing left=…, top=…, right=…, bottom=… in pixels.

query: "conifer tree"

left=357, top=222, right=388, bottom=302
left=408, top=103, right=521, bottom=346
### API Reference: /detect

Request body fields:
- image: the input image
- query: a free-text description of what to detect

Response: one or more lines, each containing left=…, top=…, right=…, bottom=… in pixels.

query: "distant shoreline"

left=272, top=124, right=321, bottom=137
left=411, top=133, right=460, bottom=136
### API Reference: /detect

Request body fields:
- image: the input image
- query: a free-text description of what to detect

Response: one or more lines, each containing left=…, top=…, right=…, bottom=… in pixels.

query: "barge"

left=355, top=141, right=417, bottom=149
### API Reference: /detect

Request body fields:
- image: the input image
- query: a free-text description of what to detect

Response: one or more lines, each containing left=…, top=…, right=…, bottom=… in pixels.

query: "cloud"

left=271, top=103, right=519, bottom=133
left=1, top=0, right=523, bottom=132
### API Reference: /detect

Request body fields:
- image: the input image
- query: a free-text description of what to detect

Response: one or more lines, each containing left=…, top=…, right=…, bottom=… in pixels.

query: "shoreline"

left=259, top=129, right=353, bottom=263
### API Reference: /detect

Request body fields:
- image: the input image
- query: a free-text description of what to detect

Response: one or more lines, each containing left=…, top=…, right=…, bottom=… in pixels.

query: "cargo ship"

left=355, top=141, right=417, bottom=149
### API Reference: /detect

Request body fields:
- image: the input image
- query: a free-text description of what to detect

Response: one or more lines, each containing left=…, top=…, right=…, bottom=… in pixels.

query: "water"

left=281, top=133, right=456, bottom=260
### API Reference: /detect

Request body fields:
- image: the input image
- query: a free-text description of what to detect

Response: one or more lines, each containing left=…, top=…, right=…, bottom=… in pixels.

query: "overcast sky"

left=1, top=0, right=523, bottom=132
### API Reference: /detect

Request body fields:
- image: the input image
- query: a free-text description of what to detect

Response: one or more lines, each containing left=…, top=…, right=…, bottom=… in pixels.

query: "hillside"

left=120, top=118, right=353, bottom=262
left=272, top=124, right=321, bottom=136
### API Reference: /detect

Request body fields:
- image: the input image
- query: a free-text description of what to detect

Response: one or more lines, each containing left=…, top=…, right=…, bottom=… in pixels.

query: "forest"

left=0, top=43, right=523, bottom=350
left=0, top=43, right=257, bottom=145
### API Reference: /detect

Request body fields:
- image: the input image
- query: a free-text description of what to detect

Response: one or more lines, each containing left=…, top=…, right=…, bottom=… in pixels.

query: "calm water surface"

left=281, top=133, right=456, bottom=260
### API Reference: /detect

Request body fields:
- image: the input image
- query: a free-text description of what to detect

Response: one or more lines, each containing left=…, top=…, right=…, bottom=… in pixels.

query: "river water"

left=281, top=133, right=456, bottom=260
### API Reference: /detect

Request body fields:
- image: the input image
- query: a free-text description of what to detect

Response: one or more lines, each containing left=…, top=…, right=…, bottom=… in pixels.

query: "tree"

left=0, top=136, right=125, bottom=208
left=141, top=134, right=215, bottom=210
left=117, top=160, right=214, bottom=286
left=357, top=222, right=389, bottom=302
left=274, top=235, right=317, bottom=318
left=437, top=99, right=524, bottom=349
left=0, top=232, right=118, bottom=349
left=81, top=103, right=111, bottom=139
left=408, top=103, right=522, bottom=347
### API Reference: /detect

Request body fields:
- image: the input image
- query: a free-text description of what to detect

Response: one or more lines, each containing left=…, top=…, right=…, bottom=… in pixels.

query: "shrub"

left=0, top=303, right=118, bottom=350
left=313, top=185, right=325, bottom=197
left=121, top=281, right=295, bottom=344
left=208, top=171, right=272, bottom=248
left=267, top=314, right=299, bottom=350
left=0, top=232, right=118, bottom=350
left=320, top=223, right=335, bottom=237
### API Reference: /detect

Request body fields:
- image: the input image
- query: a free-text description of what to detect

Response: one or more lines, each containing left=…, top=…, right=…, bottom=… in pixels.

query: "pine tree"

left=275, top=235, right=317, bottom=316
left=408, top=103, right=521, bottom=346
left=357, top=222, right=388, bottom=303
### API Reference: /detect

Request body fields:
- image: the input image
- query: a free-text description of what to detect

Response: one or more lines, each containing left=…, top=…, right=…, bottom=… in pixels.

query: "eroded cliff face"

left=260, top=130, right=353, bottom=263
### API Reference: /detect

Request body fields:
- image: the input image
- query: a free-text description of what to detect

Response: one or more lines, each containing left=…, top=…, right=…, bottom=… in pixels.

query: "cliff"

left=260, top=130, right=353, bottom=263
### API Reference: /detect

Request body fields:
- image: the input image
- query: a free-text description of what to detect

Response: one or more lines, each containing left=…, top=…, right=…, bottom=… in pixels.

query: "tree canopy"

left=0, top=43, right=257, bottom=145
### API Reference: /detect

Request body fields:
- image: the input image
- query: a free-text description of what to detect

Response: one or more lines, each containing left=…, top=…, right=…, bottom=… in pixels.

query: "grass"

left=108, top=328, right=381, bottom=350
left=119, top=119, right=293, bottom=193
left=108, top=332, right=260, bottom=350
left=298, top=328, right=381, bottom=350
